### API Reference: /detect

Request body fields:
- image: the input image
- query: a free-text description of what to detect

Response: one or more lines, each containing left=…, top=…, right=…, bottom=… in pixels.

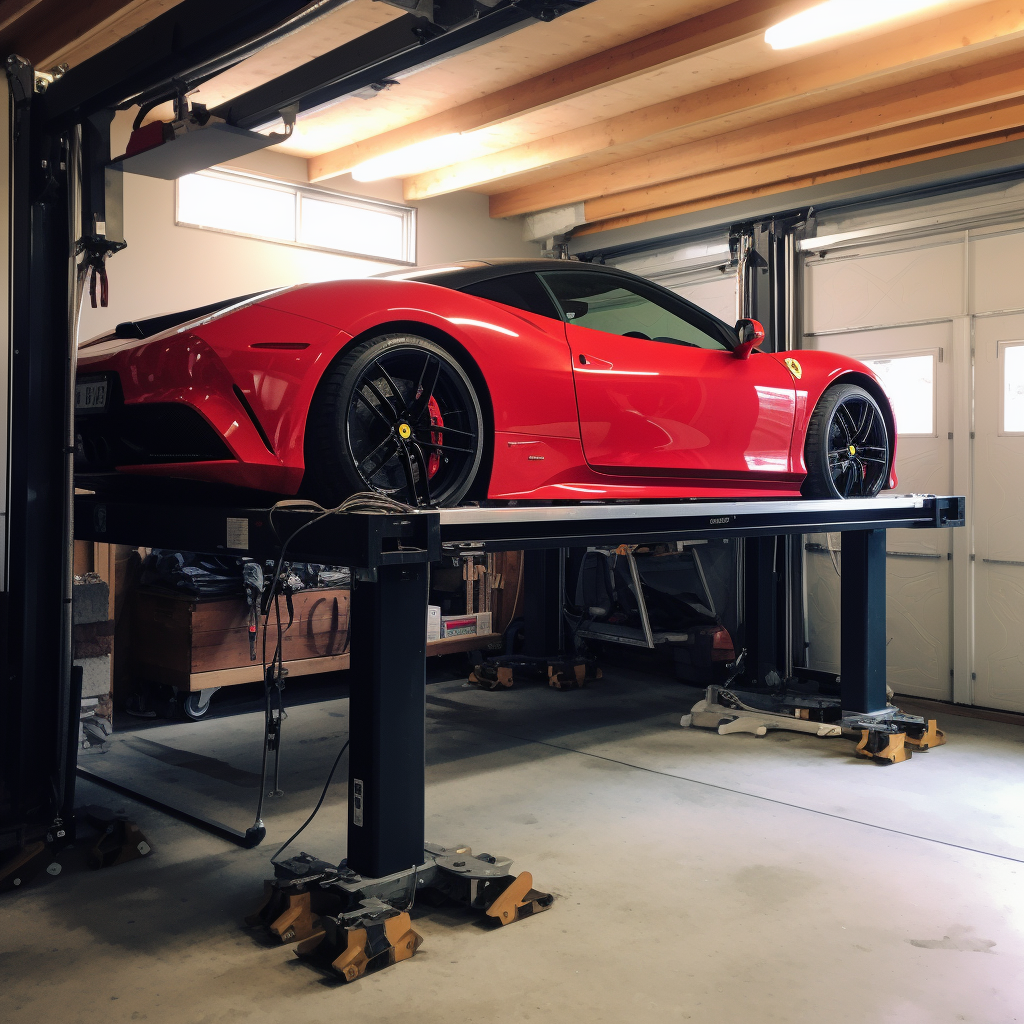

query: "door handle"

left=577, top=354, right=614, bottom=369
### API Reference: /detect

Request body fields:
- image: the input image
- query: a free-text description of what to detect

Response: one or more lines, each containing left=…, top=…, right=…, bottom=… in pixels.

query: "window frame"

left=536, top=268, right=737, bottom=351
left=998, top=339, right=1024, bottom=436
left=859, top=347, right=940, bottom=438
left=175, top=167, right=416, bottom=265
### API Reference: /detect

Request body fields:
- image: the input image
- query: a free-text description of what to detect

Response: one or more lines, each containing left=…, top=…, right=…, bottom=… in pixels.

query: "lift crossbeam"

left=74, top=493, right=963, bottom=567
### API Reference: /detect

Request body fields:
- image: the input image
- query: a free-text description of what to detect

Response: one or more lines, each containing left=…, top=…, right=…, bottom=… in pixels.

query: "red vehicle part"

left=75, top=271, right=896, bottom=502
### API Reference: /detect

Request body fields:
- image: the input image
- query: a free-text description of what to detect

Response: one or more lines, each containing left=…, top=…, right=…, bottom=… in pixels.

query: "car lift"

left=74, top=491, right=964, bottom=978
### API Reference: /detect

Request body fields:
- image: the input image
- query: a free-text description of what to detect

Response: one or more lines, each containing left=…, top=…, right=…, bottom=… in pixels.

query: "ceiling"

left=11, top=0, right=1024, bottom=239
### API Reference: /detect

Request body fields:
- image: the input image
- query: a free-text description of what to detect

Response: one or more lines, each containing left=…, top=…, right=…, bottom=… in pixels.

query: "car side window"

left=460, top=273, right=561, bottom=320
left=539, top=270, right=729, bottom=351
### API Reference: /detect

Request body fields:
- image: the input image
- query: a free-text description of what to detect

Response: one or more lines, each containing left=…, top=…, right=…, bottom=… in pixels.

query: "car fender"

left=774, top=349, right=898, bottom=487
left=259, top=278, right=581, bottom=442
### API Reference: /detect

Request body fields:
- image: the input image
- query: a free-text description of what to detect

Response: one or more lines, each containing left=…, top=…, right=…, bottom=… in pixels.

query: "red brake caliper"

left=427, top=395, right=442, bottom=479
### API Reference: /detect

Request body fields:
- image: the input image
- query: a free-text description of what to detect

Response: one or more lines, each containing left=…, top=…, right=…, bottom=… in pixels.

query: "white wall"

left=79, top=115, right=537, bottom=340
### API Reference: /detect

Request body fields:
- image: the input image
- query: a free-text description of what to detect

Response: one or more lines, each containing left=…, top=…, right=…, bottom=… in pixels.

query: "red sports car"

left=74, top=259, right=897, bottom=506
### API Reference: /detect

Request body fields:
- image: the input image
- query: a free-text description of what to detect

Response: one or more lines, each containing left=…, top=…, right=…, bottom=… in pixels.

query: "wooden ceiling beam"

left=0, top=0, right=185, bottom=71
left=574, top=126, right=1024, bottom=235
left=573, top=94, right=1024, bottom=224
left=405, top=0, right=1024, bottom=201
left=307, top=0, right=806, bottom=181
left=488, top=52, right=1024, bottom=218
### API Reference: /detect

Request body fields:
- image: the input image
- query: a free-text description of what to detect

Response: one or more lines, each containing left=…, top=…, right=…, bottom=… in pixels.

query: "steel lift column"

left=523, top=548, right=564, bottom=657
left=743, top=537, right=778, bottom=685
left=346, top=563, right=427, bottom=878
left=840, top=529, right=887, bottom=714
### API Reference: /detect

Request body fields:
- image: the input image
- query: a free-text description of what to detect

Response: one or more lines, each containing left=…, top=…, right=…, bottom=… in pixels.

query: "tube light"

left=351, top=133, right=473, bottom=181
left=764, top=0, right=948, bottom=49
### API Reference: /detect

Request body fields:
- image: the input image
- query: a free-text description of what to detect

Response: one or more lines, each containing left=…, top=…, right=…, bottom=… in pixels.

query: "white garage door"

left=607, top=236, right=737, bottom=322
left=801, top=180, right=1024, bottom=711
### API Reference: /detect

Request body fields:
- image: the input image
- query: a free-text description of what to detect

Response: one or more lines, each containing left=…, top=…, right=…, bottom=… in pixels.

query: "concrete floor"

left=2, top=668, right=1022, bottom=1024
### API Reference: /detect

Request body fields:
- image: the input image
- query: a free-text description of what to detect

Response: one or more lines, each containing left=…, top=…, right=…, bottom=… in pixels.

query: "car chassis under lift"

left=74, top=491, right=964, bottom=980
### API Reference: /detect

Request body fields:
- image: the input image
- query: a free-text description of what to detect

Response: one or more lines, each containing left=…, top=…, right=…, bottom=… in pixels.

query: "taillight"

left=711, top=626, right=734, bottom=661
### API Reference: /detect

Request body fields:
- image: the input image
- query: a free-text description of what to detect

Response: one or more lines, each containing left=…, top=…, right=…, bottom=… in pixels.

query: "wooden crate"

left=130, top=586, right=350, bottom=691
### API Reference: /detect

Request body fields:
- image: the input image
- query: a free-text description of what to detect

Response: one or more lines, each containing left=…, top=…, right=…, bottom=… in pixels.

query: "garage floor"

left=3, top=668, right=1022, bottom=1024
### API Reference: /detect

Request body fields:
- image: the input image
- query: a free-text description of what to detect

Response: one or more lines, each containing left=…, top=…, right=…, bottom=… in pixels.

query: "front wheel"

left=305, top=334, right=485, bottom=508
left=802, top=383, right=891, bottom=499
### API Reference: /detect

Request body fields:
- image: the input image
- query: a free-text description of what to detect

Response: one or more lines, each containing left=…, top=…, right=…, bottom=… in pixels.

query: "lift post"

left=347, top=563, right=428, bottom=878
left=840, top=528, right=888, bottom=714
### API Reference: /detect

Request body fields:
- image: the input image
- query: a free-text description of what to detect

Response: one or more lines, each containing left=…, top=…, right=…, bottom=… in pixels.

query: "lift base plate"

left=248, top=842, right=552, bottom=981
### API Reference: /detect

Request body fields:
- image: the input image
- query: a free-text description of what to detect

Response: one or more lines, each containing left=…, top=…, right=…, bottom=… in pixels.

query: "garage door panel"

left=970, top=226, right=1024, bottom=315
left=971, top=311, right=1024, bottom=710
left=667, top=273, right=736, bottom=325
left=804, top=242, right=963, bottom=334
left=974, top=567, right=1024, bottom=713
left=885, top=558, right=952, bottom=700
left=805, top=540, right=841, bottom=675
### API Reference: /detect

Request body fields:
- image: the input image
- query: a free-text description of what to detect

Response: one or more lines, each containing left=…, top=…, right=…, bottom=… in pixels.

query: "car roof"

left=376, top=259, right=738, bottom=345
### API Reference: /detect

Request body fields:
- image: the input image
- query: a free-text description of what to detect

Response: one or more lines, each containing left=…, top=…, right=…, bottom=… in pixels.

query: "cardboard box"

left=440, top=612, right=493, bottom=639
left=426, top=605, right=441, bottom=642
left=441, top=615, right=477, bottom=638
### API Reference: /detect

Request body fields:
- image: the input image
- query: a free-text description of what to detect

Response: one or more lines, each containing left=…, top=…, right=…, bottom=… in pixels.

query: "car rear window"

left=460, top=273, right=561, bottom=320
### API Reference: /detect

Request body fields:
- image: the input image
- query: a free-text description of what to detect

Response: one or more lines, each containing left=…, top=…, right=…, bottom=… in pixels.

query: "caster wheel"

left=182, top=688, right=219, bottom=720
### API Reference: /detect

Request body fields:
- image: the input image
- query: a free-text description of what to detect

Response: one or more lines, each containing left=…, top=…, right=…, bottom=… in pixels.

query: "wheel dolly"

left=73, top=492, right=965, bottom=982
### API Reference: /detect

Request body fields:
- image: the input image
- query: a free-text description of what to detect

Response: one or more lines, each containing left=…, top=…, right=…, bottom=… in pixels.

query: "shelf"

left=427, top=632, right=502, bottom=657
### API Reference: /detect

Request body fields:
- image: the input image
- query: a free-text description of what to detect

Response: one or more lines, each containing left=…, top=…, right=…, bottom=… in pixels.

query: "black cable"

left=253, top=493, right=416, bottom=834
left=271, top=738, right=349, bottom=865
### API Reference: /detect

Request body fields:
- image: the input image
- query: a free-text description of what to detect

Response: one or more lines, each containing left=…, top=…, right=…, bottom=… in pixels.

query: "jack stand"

left=249, top=843, right=552, bottom=981
left=82, top=806, right=152, bottom=868
left=296, top=899, right=421, bottom=981
left=904, top=719, right=946, bottom=751
left=683, top=685, right=843, bottom=738
left=469, top=655, right=600, bottom=691
left=843, top=707, right=942, bottom=765
left=855, top=728, right=912, bottom=765
left=247, top=878, right=323, bottom=943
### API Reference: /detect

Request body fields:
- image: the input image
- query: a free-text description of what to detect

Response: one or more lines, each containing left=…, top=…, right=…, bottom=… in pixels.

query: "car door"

left=538, top=269, right=797, bottom=480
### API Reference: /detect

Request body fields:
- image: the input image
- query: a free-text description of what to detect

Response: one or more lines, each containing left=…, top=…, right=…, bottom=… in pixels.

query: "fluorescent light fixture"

left=351, top=133, right=476, bottom=181
left=765, top=0, right=947, bottom=49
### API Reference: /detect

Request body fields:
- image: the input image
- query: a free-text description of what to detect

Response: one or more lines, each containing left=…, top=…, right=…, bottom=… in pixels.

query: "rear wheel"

left=304, top=334, right=484, bottom=508
left=802, top=383, right=890, bottom=499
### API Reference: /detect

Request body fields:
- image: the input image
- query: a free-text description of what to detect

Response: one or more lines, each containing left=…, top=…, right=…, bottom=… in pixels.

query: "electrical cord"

left=253, top=492, right=417, bottom=834
left=271, top=738, right=349, bottom=865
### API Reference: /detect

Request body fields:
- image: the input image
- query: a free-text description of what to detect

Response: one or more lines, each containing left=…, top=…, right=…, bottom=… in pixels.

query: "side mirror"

left=733, top=318, right=765, bottom=359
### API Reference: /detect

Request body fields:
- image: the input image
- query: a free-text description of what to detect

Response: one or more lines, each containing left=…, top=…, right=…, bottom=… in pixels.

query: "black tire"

left=304, top=334, right=484, bottom=508
left=802, top=382, right=891, bottom=499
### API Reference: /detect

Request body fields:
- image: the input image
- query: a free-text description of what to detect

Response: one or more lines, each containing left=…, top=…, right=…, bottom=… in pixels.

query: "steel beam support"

left=523, top=548, right=564, bottom=657
left=0, top=61, right=76, bottom=835
left=840, top=529, right=888, bottom=713
left=346, top=563, right=428, bottom=879
left=743, top=537, right=777, bottom=685
left=40, top=0, right=338, bottom=126
left=215, top=6, right=534, bottom=130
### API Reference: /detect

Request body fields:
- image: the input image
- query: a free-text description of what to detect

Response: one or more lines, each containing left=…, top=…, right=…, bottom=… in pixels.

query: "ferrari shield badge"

left=784, top=357, right=802, bottom=379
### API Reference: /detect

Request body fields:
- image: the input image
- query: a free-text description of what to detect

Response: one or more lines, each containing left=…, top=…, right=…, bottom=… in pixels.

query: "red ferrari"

left=75, top=259, right=897, bottom=506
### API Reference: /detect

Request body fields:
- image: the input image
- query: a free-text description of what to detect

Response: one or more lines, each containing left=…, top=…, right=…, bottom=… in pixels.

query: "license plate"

left=75, top=378, right=108, bottom=412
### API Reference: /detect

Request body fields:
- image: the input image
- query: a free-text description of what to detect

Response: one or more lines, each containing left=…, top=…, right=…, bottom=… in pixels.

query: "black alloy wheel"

left=305, top=334, right=484, bottom=508
left=802, top=383, right=891, bottom=499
